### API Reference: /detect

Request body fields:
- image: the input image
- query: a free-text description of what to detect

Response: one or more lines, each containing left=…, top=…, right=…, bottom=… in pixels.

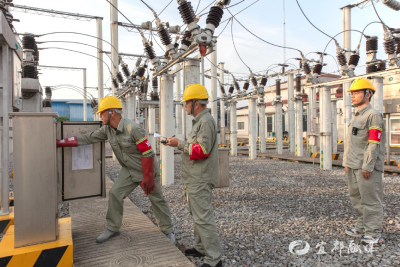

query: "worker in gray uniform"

left=166, top=84, right=222, bottom=267
left=57, top=96, right=175, bottom=243
left=343, top=78, right=385, bottom=244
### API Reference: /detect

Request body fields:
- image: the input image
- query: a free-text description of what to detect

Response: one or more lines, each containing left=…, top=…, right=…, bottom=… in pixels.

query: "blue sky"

left=11, top=0, right=399, bottom=100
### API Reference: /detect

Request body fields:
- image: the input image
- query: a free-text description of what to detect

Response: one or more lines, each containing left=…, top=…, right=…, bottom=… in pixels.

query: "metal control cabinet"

left=11, top=112, right=59, bottom=247
left=57, top=121, right=106, bottom=201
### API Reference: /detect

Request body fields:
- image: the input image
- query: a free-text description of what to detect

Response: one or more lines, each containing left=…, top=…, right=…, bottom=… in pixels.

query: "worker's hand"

left=166, top=137, right=179, bottom=147
left=362, top=169, right=371, bottom=180
left=344, top=167, right=348, bottom=174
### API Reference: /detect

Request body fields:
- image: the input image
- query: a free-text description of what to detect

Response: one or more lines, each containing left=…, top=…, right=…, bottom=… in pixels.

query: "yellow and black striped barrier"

left=385, top=160, right=397, bottom=166
left=0, top=218, right=73, bottom=267
left=237, top=142, right=245, bottom=146
left=311, top=153, right=341, bottom=160
left=337, top=140, right=344, bottom=144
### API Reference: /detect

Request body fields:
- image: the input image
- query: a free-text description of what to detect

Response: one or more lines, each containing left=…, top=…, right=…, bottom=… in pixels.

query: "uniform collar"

left=193, top=108, right=210, bottom=123
left=355, top=104, right=372, bottom=116
left=116, top=118, right=125, bottom=133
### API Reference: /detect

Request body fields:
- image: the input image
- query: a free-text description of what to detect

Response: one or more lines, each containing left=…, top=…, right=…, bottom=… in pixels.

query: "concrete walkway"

left=70, top=177, right=194, bottom=267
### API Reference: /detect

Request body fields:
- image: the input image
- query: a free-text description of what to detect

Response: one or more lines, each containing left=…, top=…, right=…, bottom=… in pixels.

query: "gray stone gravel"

left=105, top=154, right=400, bottom=267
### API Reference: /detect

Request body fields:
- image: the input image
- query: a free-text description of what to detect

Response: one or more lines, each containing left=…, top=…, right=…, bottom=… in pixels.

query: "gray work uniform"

left=343, top=104, right=385, bottom=237
left=177, top=108, right=222, bottom=266
left=77, top=118, right=173, bottom=234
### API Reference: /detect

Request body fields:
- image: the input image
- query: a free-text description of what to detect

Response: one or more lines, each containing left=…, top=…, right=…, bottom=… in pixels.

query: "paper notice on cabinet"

left=72, top=145, right=93, bottom=170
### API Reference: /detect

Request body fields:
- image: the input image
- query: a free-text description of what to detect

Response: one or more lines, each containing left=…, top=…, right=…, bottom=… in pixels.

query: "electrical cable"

left=35, top=31, right=118, bottom=55
left=195, top=0, right=202, bottom=14
left=230, top=19, right=251, bottom=72
left=37, top=40, right=118, bottom=69
left=221, top=0, right=258, bottom=24
left=197, top=0, right=217, bottom=15
left=226, top=8, right=304, bottom=56
left=226, top=0, right=247, bottom=8
left=295, top=0, right=334, bottom=40
left=370, top=0, right=389, bottom=29
left=39, top=47, right=112, bottom=74
left=217, top=17, right=231, bottom=37
left=358, top=21, right=381, bottom=44
left=322, top=29, right=367, bottom=55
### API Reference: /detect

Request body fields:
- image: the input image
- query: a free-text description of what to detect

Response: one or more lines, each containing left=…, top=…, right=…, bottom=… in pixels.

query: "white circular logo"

left=289, top=240, right=310, bottom=255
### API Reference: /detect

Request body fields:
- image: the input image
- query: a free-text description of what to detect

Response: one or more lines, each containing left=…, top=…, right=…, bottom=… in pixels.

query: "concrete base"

left=0, top=207, right=14, bottom=234
left=0, top=217, right=73, bottom=266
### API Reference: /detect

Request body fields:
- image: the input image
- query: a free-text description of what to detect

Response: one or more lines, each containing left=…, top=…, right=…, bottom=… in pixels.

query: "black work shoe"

left=200, top=260, right=222, bottom=267
left=184, top=248, right=206, bottom=257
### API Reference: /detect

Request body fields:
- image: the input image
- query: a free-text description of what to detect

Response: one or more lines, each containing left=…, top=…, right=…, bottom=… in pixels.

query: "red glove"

left=57, top=136, right=78, bottom=147
left=141, top=157, right=155, bottom=195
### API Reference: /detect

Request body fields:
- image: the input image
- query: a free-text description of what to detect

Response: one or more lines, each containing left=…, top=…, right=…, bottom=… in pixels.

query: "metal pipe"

left=230, top=101, right=237, bottom=156
left=331, top=100, right=338, bottom=153
left=125, top=92, right=131, bottom=120
left=342, top=5, right=352, bottom=144
left=148, top=106, right=156, bottom=153
left=249, top=99, right=257, bottom=159
left=258, top=101, right=266, bottom=153
left=183, top=59, right=200, bottom=138
left=276, top=79, right=283, bottom=154
left=321, top=86, right=332, bottom=170
left=295, top=74, right=304, bottom=157
left=219, top=62, right=225, bottom=128
left=288, top=73, right=295, bottom=153
left=83, top=69, right=87, bottom=121
left=130, top=92, right=136, bottom=121
left=210, top=43, right=218, bottom=123
left=160, top=74, right=175, bottom=186
left=110, top=0, right=119, bottom=96
left=201, top=56, right=205, bottom=86
left=96, top=18, right=104, bottom=101
left=1, top=44, right=10, bottom=215
left=174, top=64, right=182, bottom=135
left=373, top=77, right=384, bottom=114
left=386, top=113, right=390, bottom=165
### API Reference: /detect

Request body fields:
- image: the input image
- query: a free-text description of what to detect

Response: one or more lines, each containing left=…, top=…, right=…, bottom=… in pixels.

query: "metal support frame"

left=258, top=101, right=266, bottom=154
left=230, top=101, right=237, bottom=156
left=249, top=98, right=257, bottom=159
left=110, top=0, right=119, bottom=95
left=183, top=59, right=200, bottom=138
left=295, top=94, right=304, bottom=157
left=320, top=86, right=332, bottom=170
left=276, top=101, right=283, bottom=155
left=210, top=42, right=218, bottom=123
left=331, top=100, right=338, bottom=153
left=174, top=64, right=182, bottom=135
left=148, top=106, right=156, bottom=150
left=96, top=18, right=104, bottom=102
left=287, top=74, right=295, bottom=153
left=160, top=74, right=174, bottom=186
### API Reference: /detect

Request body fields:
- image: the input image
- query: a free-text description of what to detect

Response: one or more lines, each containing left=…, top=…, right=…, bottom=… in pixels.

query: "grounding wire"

left=39, top=47, right=112, bottom=74
left=226, top=8, right=304, bottom=56
left=370, top=0, right=390, bottom=30
left=217, top=17, right=232, bottom=37
left=358, top=21, right=381, bottom=44
left=230, top=18, right=252, bottom=72
left=35, top=31, right=118, bottom=55
left=322, top=29, right=367, bottom=55
left=37, top=40, right=118, bottom=69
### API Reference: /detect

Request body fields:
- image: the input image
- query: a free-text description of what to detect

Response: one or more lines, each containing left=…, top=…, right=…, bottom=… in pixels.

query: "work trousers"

left=187, top=182, right=222, bottom=266
left=106, top=174, right=174, bottom=235
left=347, top=168, right=383, bottom=237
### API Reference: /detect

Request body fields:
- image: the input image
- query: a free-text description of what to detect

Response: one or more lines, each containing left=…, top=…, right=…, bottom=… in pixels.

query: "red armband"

left=189, top=143, right=210, bottom=160
left=136, top=136, right=153, bottom=155
left=368, top=126, right=382, bottom=145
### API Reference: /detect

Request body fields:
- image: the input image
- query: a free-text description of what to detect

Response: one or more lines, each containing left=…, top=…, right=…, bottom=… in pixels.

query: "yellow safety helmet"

left=347, top=78, right=376, bottom=92
left=96, top=96, right=123, bottom=114
left=181, top=84, right=210, bottom=103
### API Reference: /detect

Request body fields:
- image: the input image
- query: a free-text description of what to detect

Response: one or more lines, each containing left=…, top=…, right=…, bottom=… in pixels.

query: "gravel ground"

left=105, top=154, right=400, bottom=267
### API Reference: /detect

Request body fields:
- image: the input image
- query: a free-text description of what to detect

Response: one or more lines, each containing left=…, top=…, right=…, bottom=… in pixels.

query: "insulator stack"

left=144, top=44, right=156, bottom=60
left=116, top=72, right=124, bottom=83
left=135, top=57, right=142, bottom=67
left=366, top=65, right=378, bottom=74
left=234, top=81, right=240, bottom=92
left=181, top=31, right=192, bottom=46
left=251, top=77, right=257, bottom=87
left=121, top=64, right=130, bottom=77
left=243, top=81, right=250, bottom=91
left=260, top=77, right=267, bottom=87
left=178, top=1, right=196, bottom=24
left=137, top=67, right=146, bottom=78
left=383, top=38, right=396, bottom=55
left=157, top=23, right=172, bottom=46
left=396, top=37, right=400, bottom=54
left=337, top=53, right=347, bottom=66
left=151, top=78, right=159, bottom=100
left=112, top=77, right=119, bottom=88
left=206, top=6, right=223, bottom=28
left=43, top=100, right=52, bottom=108
left=0, top=2, right=15, bottom=30
left=23, top=65, right=36, bottom=79
left=22, top=35, right=36, bottom=50
left=45, top=87, right=52, bottom=96
left=295, top=75, right=301, bottom=93
left=366, top=37, right=378, bottom=52
left=220, top=85, right=225, bottom=94
left=303, top=62, right=311, bottom=74
left=276, top=79, right=281, bottom=96
left=228, top=86, right=234, bottom=94
left=152, top=77, right=158, bottom=88
left=377, top=61, right=386, bottom=71
left=312, top=64, right=322, bottom=75
left=349, top=54, right=360, bottom=66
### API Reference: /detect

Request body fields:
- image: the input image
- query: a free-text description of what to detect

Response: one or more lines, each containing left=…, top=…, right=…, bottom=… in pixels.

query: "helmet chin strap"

left=190, top=99, right=197, bottom=116
left=107, top=110, right=112, bottom=126
left=354, top=89, right=371, bottom=107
